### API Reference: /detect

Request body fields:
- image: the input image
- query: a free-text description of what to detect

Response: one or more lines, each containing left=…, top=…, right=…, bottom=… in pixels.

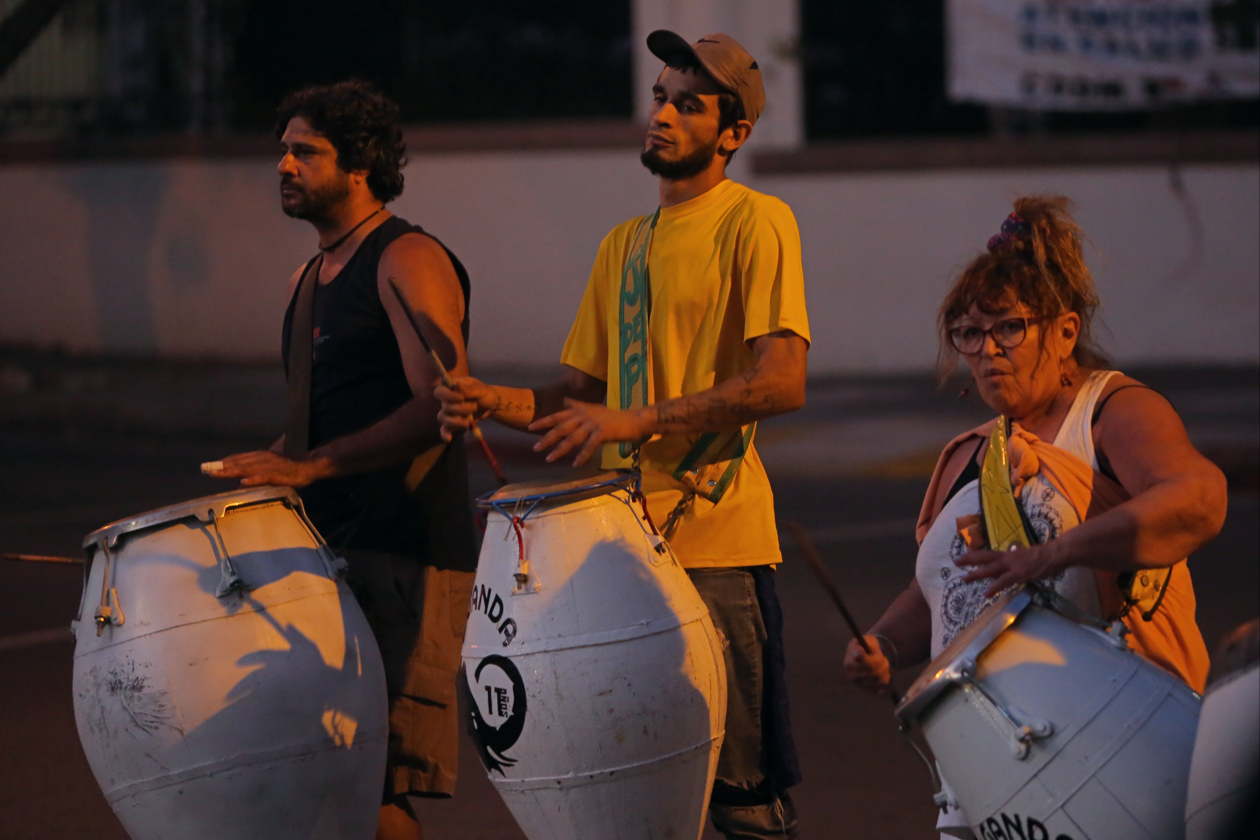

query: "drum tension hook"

left=508, top=515, right=541, bottom=595
left=957, top=659, right=1054, bottom=760
left=95, top=587, right=125, bottom=636
left=207, top=509, right=248, bottom=598
left=93, top=544, right=126, bottom=636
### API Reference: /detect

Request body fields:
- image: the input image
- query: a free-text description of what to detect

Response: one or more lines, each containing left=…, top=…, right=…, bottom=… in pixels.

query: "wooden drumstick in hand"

left=785, top=522, right=901, bottom=705
left=387, top=279, right=508, bottom=486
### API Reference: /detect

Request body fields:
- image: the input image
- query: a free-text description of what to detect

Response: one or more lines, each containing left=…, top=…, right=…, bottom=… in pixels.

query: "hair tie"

left=987, top=212, right=1032, bottom=253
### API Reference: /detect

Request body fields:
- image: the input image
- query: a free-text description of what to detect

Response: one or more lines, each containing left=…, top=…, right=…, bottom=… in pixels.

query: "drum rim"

left=895, top=587, right=1034, bottom=723
left=476, top=471, right=637, bottom=512
left=82, top=486, right=302, bottom=550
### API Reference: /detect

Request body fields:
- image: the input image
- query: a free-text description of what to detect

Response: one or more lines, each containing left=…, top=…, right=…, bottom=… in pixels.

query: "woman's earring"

left=1060, top=372, right=1072, bottom=388
left=958, top=379, right=973, bottom=399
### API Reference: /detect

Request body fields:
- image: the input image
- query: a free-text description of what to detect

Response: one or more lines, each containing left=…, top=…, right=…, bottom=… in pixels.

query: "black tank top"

left=281, top=216, right=476, bottom=568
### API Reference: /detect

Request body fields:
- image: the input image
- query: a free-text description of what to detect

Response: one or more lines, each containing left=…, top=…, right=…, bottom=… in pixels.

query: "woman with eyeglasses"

left=844, top=196, right=1225, bottom=830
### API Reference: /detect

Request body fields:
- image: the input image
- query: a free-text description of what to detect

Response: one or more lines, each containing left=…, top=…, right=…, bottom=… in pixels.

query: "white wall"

left=763, top=164, right=1260, bottom=371
left=0, top=152, right=1256, bottom=373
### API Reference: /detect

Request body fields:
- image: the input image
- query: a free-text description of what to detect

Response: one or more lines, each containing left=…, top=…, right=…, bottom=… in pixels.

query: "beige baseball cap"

left=646, top=30, right=765, bottom=126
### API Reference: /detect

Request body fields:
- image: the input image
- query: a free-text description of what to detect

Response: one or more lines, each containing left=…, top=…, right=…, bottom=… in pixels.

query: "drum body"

left=72, top=488, right=388, bottom=840
left=1185, top=620, right=1260, bottom=840
left=898, top=587, right=1200, bottom=840
left=463, top=474, right=727, bottom=840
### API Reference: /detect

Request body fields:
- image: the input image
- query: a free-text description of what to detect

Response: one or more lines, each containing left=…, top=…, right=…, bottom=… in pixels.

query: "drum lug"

left=1011, top=717, right=1055, bottom=759
left=317, top=547, right=348, bottom=578
left=961, top=680, right=1054, bottom=760
left=646, top=534, right=674, bottom=565
left=511, top=560, right=541, bottom=596
left=933, top=788, right=960, bottom=811
left=94, top=587, right=126, bottom=636
left=215, top=565, right=246, bottom=599
left=1103, top=619, right=1130, bottom=648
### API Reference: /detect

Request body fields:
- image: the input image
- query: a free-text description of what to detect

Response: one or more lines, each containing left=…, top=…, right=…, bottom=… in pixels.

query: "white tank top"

left=916, top=370, right=1121, bottom=658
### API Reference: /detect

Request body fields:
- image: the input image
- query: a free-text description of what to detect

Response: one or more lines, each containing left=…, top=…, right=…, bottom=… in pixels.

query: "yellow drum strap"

left=979, top=417, right=1034, bottom=551
left=981, top=417, right=1172, bottom=621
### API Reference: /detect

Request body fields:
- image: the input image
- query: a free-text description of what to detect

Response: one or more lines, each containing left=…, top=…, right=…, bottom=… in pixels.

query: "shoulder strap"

left=617, top=210, right=659, bottom=457
left=615, top=208, right=755, bottom=536
left=980, top=417, right=1037, bottom=551
left=943, top=438, right=985, bottom=507
left=283, top=255, right=323, bottom=457
left=383, top=218, right=473, bottom=344
left=1091, top=383, right=1154, bottom=426
left=1091, top=384, right=1158, bottom=483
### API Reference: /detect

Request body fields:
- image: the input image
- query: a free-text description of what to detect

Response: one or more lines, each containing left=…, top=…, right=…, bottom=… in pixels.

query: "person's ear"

left=1058, top=312, right=1080, bottom=360
left=719, top=120, right=753, bottom=157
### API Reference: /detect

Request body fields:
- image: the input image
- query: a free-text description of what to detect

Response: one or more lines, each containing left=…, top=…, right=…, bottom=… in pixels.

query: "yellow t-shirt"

left=560, top=179, right=810, bottom=568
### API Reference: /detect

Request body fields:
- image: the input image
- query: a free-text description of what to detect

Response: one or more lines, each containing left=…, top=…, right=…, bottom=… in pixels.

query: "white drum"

left=72, top=487, right=388, bottom=840
left=462, top=473, right=727, bottom=840
left=897, top=585, right=1200, bottom=840
left=1185, top=620, right=1259, bottom=840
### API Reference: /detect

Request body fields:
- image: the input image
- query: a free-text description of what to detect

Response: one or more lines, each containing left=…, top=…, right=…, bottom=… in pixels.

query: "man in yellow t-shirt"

left=437, top=31, right=809, bottom=839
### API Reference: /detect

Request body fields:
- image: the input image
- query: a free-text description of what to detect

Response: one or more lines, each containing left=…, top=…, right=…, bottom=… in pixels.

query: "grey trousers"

left=688, top=568, right=800, bottom=840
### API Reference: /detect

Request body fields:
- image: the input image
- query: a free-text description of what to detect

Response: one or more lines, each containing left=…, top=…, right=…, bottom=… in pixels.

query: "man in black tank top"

left=209, top=81, right=475, bottom=840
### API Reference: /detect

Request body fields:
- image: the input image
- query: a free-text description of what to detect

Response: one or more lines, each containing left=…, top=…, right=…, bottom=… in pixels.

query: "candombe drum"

left=462, top=473, right=727, bottom=840
left=72, top=487, right=388, bottom=840
left=896, top=585, right=1200, bottom=840
left=1185, top=619, right=1259, bottom=840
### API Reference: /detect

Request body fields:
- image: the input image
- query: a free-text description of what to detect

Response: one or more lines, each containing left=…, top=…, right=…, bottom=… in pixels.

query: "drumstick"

left=387, top=279, right=509, bottom=486
left=3, top=553, right=83, bottom=565
left=785, top=522, right=902, bottom=705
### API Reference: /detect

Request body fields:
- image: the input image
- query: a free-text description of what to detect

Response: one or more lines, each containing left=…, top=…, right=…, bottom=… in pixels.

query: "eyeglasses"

left=948, top=317, right=1041, bottom=355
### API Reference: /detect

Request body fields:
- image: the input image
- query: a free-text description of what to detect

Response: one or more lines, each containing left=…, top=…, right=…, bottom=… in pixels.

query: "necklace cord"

left=319, top=206, right=384, bottom=253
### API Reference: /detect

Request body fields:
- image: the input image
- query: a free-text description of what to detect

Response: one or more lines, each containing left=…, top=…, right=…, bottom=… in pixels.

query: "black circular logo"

left=466, top=655, right=527, bottom=774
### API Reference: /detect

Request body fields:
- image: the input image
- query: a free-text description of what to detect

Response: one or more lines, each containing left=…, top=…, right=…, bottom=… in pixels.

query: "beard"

left=640, top=135, right=720, bottom=180
left=281, top=173, right=351, bottom=222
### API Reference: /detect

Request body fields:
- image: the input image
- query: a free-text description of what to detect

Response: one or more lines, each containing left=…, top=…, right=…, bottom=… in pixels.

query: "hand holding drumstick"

left=386, top=280, right=508, bottom=486
left=785, top=523, right=901, bottom=703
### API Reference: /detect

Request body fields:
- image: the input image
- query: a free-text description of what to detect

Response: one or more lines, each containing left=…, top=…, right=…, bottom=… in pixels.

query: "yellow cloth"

left=561, top=179, right=810, bottom=568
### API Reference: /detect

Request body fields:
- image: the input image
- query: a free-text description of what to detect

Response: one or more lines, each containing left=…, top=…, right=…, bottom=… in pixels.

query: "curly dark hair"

left=274, top=80, right=407, bottom=203
left=937, top=195, right=1110, bottom=385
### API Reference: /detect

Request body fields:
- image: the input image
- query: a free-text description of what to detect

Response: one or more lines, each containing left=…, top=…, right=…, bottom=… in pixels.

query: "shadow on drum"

left=126, top=536, right=382, bottom=833
left=464, top=526, right=725, bottom=838
left=169, top=582, right=383, bottom=834
left=73, top=489, right=389, bottom=839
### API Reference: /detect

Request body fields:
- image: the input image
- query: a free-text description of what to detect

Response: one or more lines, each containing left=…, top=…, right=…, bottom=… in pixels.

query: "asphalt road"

left=1, top=424, right=1256, bottom=840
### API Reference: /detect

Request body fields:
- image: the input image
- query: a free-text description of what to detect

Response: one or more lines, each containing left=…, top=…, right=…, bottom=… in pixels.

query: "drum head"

left=83, top=486, right=302, bottom=550
left=478, top=471, right=636, bottom=510
left=896, top=586, right=1032, bottom=722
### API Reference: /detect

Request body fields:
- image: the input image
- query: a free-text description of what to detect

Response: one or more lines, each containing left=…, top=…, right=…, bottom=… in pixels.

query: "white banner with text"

left=948, top=0, right=1260, bottom=109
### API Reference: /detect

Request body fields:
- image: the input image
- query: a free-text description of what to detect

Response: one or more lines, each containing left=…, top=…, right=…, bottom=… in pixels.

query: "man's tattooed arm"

left=650, top=331, right=807, bottom=436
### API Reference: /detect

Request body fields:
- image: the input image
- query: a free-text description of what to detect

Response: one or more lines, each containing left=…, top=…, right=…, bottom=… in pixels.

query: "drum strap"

left=283, top=254, right=324, bottom=457
left=617, top=209, right=658, bottom=459
left=979, top=417, right=1037, bottom=550
left=617, top=209, right=755, bottom=537
left=983, top=417, right=1172, bottom=621
left=283, top=253, right=448, bottom=492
